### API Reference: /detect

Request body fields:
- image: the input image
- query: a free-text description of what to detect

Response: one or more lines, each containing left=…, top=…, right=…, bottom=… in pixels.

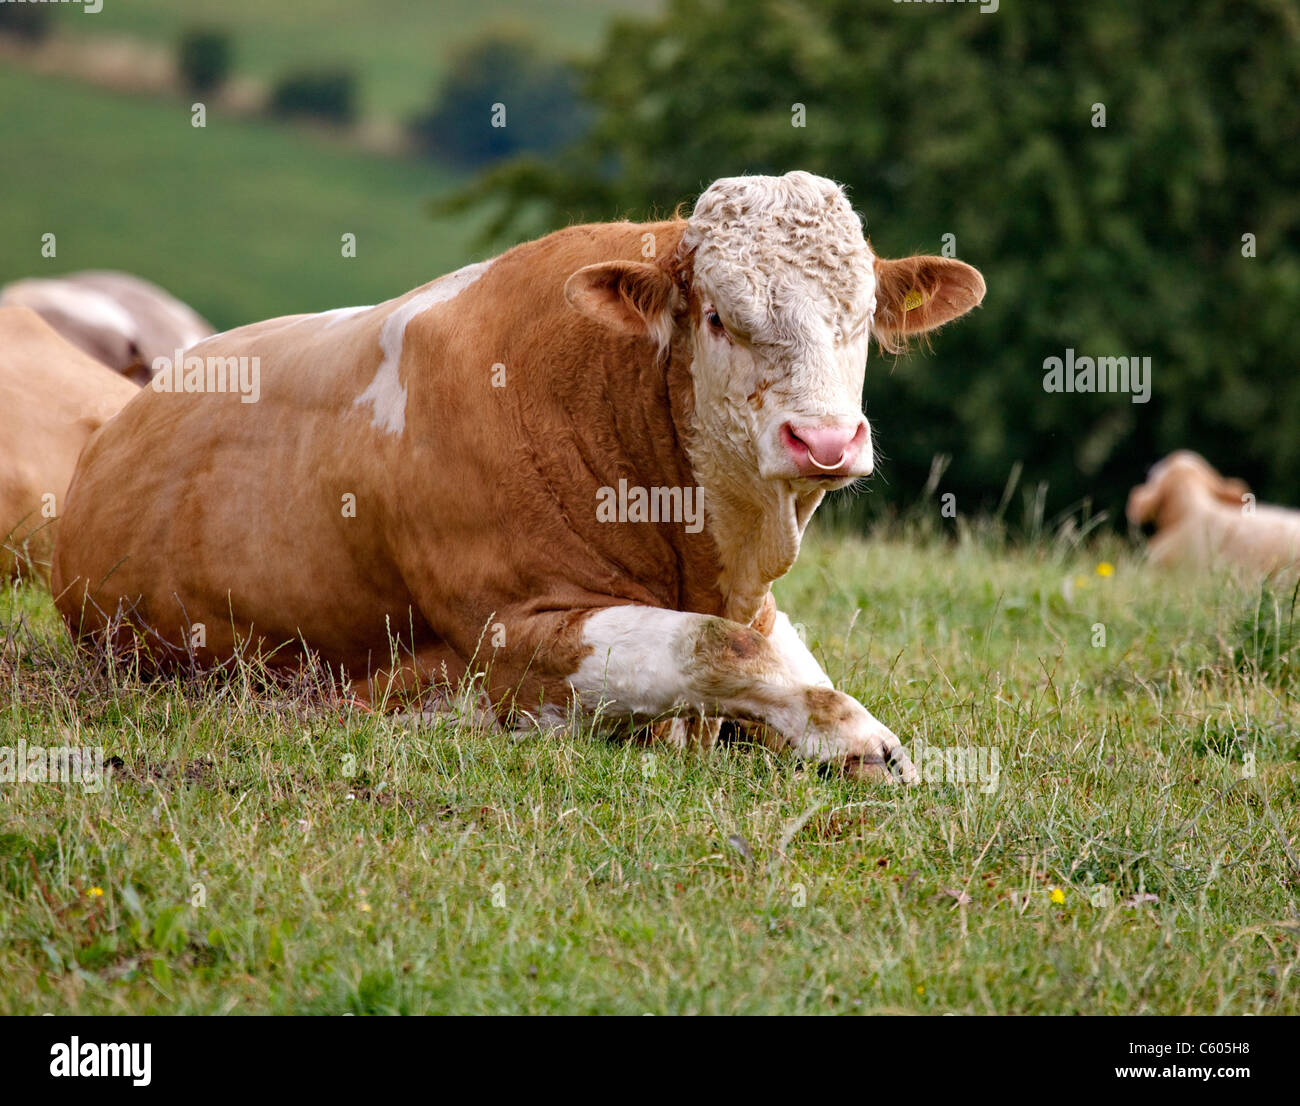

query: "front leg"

left=570, top=606, right=916, bottom=782
left=765, top=607, right=833, bottom=689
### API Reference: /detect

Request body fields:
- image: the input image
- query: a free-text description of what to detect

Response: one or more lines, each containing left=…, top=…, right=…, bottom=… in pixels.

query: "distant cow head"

left=0, top=272, right=214, bottom=386
left=0, top=280, right=145, bottom=379
left=565, top=171, right=985, bottom=489
left=1126, top=451, right=1251, bottom=529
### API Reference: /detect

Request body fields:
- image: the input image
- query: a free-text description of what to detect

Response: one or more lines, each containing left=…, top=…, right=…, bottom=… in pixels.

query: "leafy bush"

left=178, top=29, right=232, bottom=96
left=410, top=33, right=591, bottom=169
left=269, top=68, right=357, bottom=124
left=0, top=3, right=52, bottom=42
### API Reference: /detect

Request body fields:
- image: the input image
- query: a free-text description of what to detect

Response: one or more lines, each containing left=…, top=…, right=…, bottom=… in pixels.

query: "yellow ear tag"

left=903, top=288, right=925, bottom=312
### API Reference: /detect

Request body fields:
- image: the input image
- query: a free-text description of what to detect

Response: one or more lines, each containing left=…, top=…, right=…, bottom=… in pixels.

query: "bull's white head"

left=565, top=171, right=985, bottom=491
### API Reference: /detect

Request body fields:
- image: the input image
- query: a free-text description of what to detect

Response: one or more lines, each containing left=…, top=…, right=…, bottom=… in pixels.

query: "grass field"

left=3, top=524, right=1297, bottom=1014
left=49, top=0, right=659, bottom=118
left=0, top=67, right=491, bottom=332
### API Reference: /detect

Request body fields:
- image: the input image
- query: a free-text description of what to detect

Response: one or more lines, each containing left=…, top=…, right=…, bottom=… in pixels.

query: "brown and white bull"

left=0, top=270, right=213, bottom=385
left=53, top=172, right=984, bottom=780
left=0, top=306, right=139, bottom=582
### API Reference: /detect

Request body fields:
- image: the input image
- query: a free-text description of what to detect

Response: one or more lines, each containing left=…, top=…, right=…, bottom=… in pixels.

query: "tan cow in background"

left=53, top=172, right=985, bottom=780
left=0, top=306, right=139, bottom=582
left=0, top=270, right=213, bottom=386
left=1127, top=451, right=1300, bottom=578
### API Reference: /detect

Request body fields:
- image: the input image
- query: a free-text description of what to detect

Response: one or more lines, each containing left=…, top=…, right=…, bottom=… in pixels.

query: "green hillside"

left=49, top=0, right=659, bottom=117
left=0, top=67, right=487, bottom=331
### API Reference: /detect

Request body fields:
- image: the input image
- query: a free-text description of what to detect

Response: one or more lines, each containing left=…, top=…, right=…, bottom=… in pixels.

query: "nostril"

left=781, top=423, right=808, bottom=452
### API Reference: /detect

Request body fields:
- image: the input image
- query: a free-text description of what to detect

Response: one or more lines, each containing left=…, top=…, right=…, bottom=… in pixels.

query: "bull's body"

left=54, top=173, right=986, bottom=779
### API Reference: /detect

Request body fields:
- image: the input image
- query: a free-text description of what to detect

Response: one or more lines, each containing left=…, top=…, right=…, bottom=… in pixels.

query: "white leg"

left=766, top=609, right=834, bottom=688
left=571, top=606, right=915, bottom=781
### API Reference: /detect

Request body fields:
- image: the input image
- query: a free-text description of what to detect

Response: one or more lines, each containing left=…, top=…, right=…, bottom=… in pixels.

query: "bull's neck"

left=538, top=331, right=728, bottom=615
left=690, top=455, right=823, bottom=624
left=656, top=339, right=826, bottom=626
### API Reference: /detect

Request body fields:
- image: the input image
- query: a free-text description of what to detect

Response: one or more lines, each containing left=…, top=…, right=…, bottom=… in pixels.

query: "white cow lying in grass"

left=1127, top=451, right=1300, bottom=578
left=0, top=270, right=213, bottom=386
left=0, top=306, right=137, bottom=583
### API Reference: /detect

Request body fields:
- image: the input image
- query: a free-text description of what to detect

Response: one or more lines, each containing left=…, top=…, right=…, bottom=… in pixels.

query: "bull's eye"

left=706, top=310, right=724, bottom=333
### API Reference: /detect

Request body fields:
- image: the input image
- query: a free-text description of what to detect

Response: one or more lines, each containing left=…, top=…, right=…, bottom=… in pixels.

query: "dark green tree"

left=269, top=68, right=357, bottom=124
left=0, top=2, right=51, bottom=42
left=410, top=33, right=592, bottom=170
left=178, top=29, right=232, bottom=96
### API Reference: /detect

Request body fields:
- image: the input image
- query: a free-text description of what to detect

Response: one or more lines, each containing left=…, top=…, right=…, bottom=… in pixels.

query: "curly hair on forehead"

left=677, top=172, right=875, bottom=353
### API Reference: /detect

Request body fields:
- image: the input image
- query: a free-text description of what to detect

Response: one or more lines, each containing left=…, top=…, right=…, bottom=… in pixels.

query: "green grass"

left=3, top=524, right=1297, bottom=1014
left=51, top=0, right=659, bottom=118
left=0, top=67, right=491, bottom=331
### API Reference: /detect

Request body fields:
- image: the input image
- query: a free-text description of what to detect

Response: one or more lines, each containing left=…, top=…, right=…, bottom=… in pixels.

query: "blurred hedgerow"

left=410, top=32, right=593, bottom=171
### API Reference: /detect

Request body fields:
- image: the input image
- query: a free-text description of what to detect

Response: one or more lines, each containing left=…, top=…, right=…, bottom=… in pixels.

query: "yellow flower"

left=1096, top=562, right=1115, bottom=577
left=1073, top=574, right=1089, bottom=589
left=358, top=902, right=371, bottom=913
left=88, top=886, right=104, bottom=897
left=915, top=984, right=925, bottom=995
left=1049, top=887, right=1065, bottom=905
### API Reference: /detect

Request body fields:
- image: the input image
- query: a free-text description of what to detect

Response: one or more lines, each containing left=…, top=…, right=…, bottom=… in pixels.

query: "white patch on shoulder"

left=321, top=304, right=373, bottom=328
left=353, top=260, right=493, bottom=435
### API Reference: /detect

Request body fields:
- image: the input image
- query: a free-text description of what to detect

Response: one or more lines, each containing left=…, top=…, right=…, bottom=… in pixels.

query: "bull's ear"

left=564, top=261, right=675, bottom=346
left=872, top=255, right=986, bottom=347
